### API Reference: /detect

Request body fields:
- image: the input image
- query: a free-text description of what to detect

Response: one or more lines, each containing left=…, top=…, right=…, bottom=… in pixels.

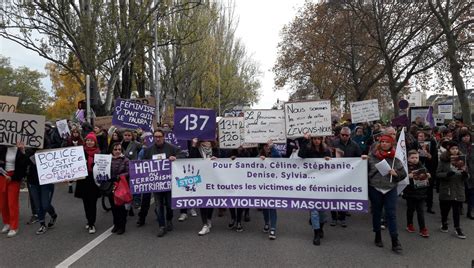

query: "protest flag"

left=425, top=106, right=435, bottom=128
left=395, top=128, right=409, bottom=194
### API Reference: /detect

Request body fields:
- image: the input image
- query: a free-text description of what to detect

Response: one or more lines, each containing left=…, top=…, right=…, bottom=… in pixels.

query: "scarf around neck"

left=84, top=146, right=100, bottom=172
left=374, top=148, right=395, bottom=161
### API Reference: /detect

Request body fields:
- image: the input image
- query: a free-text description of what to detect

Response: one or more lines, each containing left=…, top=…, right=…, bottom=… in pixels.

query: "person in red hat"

left=368, top=134, right=406, bottom=253
left=75, top=132, right=101, bottom=234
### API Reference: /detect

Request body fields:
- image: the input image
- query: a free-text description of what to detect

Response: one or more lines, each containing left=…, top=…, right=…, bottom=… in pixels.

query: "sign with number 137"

left=173, top=107, right=216, bottom=140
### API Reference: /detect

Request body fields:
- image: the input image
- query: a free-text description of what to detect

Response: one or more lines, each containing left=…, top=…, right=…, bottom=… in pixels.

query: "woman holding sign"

left=75, top=132, right=101, bottom=234
left=109, top=142, right=130, bottom=234
left=0, top=142, right=27, bottom=238
left=367, top=134, right=406, bottom=253
left=298, top=133, right=331, bottom=246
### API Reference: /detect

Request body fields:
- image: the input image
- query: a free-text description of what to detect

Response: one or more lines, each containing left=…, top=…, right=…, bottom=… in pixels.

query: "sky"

left=0, top=0, right=306, bottom=110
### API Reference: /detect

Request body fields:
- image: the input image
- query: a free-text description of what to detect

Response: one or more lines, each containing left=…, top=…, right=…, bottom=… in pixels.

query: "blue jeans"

left=153, top=191, right=173, bottom=227
left=310, top=210, right=325, bottom=230
left=369, top=186, right=398, bottom=237
left=263, top=209, right=277, bottom=230
left=26, top=182, right=38, bottom=216
left=29, top=184, right=56, bottom=224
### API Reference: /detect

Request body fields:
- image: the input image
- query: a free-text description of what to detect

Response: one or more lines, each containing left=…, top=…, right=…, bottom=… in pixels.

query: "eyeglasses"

left=154, top=135, right=164, bottom=139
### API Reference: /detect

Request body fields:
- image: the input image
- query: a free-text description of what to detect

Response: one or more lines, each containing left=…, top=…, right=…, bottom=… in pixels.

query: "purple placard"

left=391, top=115, right=409, bottom=127
left=129, top=159, right=171, bottom=194
left=112, top=98, right=156, bottom=132
left=173, top=107, right=216, bottom=140
left=165, top=132, right=189, bottom=153
left=172, top=196, right=368, bottom=212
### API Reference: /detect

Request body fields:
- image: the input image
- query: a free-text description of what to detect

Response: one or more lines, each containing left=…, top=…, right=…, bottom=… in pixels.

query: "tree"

left=45, top=55, right=85, bottom=120
left=0, top=55, right=48, bottom=115
left=427, top=0, right=473, bottom=124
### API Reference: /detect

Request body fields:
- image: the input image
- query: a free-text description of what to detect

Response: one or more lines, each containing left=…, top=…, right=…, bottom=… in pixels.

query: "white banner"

left=438, top=104, right=453, bottom=120
left=56, top=119, right=71, bottom=139
left=35, top=146, right=88, bottom=185
left=93, top=154, right=112, bottom=182
left=172, top=158, right=368, bottom=211
left=218, top=117, right=244, bottom=149
left=244, top=109, right=286, bottom=143
left=350, top=99, right=380, bottom=123
left=284, top=101, right=332, bottom=138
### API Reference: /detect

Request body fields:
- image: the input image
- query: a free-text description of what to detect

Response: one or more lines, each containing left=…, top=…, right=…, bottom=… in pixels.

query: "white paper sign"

left=375, top=159, right=391, bottom=176
left=350, top=99, right=380, bottom=123
left=218, top=117, right=244, bottom=149
left=244, top=110, right=286, bottom=143
left=438, top=104, right=453, bottom=120
left=35, top=146, right=88, bottom=185
left=284, top=101, right=332, bottom=138
left=433, top=114, right=445, bottom=125
left=409, top=107, right=429, bottom=123
left=93, top=154, right=112, bottom=182
left=56, top=119, right=71, bottom=139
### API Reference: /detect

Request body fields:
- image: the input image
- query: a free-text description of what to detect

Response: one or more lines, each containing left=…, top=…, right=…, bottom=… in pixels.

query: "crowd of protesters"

left=1, top=115, right=473, bottom=255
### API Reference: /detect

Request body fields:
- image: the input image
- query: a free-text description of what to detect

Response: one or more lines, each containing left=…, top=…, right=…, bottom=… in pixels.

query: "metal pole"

left=86, top=75, right=91, bottom=124
left=217, top=52, right=221, bottom=116
left=154, top=0, right=161, bottom=126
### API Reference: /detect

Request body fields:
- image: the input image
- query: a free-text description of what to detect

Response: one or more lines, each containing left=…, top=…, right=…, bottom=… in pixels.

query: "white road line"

left=55, top=226, right=114, bottom=268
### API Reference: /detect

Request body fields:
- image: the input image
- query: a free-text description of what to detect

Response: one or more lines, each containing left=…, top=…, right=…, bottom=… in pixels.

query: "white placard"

left=409, top=107, right=430, bottom=123
left=433, top=114, right=445, bottom=125
left=218, top=117, right=244, bottom=149
left=35, top=146, right=88, bottom=185
left=93, top=154, right=112, bottom=182
left=349, top=99, right=380, bottom=123
left=284, top=101, right=332, bottom=138
left=438, top=104, right=453, bottom=120
left=244, top=110, right=286, bottom=143
left=56, top=119, right=71, bottom=139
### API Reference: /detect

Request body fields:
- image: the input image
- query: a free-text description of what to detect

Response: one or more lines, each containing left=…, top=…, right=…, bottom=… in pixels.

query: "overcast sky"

left=0, top=1, right=306, bottom=109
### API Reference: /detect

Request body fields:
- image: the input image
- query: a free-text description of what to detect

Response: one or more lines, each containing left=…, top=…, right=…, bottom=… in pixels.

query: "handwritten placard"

left=284, top=101, right=332, bottom=138
left=244, top=110, right=286, bottom=143
left=438, top=104, right=453, bottom=120
left=35, top=146, right=88, bottom=185
left=218, top=117, right=244, bottom=149
left=56, top=119, right=71, bottom=139
left=349, top=99, right=380, bottom=123
left=112, top=98, right=156, bottom=131
left=0, top=112, right=45, bottom=148
left=0, top=96, right=18, bottom=113
left=94, top=116, right=113, bottom=129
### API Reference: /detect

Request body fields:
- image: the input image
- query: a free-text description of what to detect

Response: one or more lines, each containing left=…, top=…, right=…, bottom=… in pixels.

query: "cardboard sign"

left=349, top=99, right=380, bottom=123
left=35, top=146, right=88, bottom=185
left=218, top=117, right=244, bottom=149
left=93, top=154, right=112, bottom=182
left=438, top=104, right=453, bottom=120
left=0, top=96, right=19, bottom=113
left=244, top=110, right=286, bottom=143
left=94, top=116, right=113, bottom=129
left=112, top=98, right=156, bottom=132
left=173, top=107, right=216, bottom=140
left=284, top=101, right=332, bottom=138
left=0, top=112, right=45, bottom=148
left=56, top=119, right=71, bottom=139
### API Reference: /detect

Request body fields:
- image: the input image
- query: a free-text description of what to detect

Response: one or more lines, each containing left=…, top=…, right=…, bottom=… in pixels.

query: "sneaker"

left=7, top=229, right=18, bottom=238
left=157, top=227, right=166, bottom=237
left=88, top=225, right=96, bottom=234
left=47, top=215, right=57, bottom=228
left=440, top=224, right=449, bottom=233
left=330, top=220, right=337, bottom=226
left=228, top=220, right=236, bottom=229
left=380, top=224, right=386, bottom=230
left=419, top=228, right=429, bottom=238
left=190, top=209, right=198, bottom=217
left=85, top=224, right=89, bottom=230
left=406, top=224, right=416, bottom=233
left=178, top=213, right=188, bottom=222
left=236, top=223, right=244, bottom=232
left=1, top=224, right=10, bottom=234
left=36, top=225, right=47, bottom=235
left=455, top=228, right=466, bottom=239
left=263, top=224, right=270, bottom=233
left=269, top=229, right=276, bottom=240
left=198, top=225, right=210, bottom=236
left=340, top=221, right=347, bottom=228
left=26, top=215, right=39, bottom=225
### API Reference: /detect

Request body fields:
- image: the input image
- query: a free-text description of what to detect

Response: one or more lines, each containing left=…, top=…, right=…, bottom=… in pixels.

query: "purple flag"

left=425, top=106, right=435, bottom=128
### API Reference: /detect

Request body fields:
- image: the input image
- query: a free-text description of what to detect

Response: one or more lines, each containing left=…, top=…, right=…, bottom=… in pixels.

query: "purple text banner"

left=172, top=158, right=368, bottom=212
left=173, top=107, right=216, bottom=140
left=129, top=159, right=172, bottom=194
left=112, top=98, right=156, bottom=132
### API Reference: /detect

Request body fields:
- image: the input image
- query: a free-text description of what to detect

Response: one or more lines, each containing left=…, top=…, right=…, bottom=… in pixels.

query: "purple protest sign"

left=173, top=107, right=216, bottom=140
left=165, top=132, right=189, bottom=153
left=112, top=98, right=156, bottom=132
left=128, top=159, right=172, bottom=194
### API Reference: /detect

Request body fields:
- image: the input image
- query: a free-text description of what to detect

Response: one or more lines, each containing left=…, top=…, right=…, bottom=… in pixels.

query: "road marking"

left=55, top=226, right=114, bottom=268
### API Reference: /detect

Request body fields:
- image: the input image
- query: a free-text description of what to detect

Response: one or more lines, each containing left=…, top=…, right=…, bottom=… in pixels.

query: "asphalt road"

left=1, top=184, right=474, bottom=268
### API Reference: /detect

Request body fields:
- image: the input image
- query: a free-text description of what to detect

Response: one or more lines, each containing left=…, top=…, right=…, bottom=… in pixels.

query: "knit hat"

left=84, top=132, right=98, bottom=145
left=379, top=134, right=395, bottom=144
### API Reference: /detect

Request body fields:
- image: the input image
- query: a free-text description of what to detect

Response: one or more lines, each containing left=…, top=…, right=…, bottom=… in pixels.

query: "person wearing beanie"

left=368, top=133, right=407, bottom=253
left=75, top=132, right=101, bottom=234
left=436, top=140, right=468, bottom=239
